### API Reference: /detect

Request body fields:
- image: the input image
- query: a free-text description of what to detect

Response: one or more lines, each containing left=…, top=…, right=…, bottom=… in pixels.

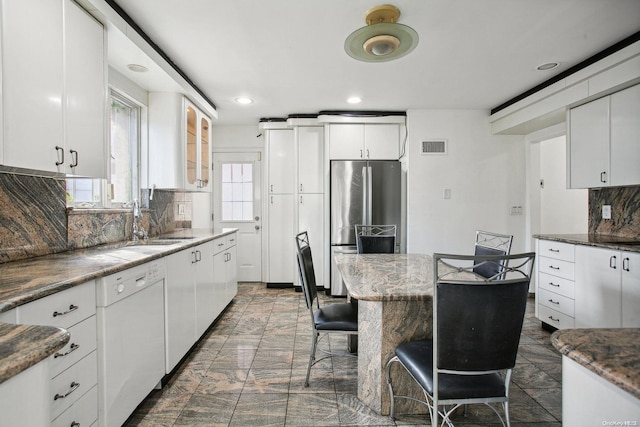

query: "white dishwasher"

left=96, top=259, right=166, bottom=427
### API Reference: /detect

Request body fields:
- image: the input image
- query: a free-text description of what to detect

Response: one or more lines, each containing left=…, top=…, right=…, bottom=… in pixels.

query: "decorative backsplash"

left=0, top=171, right=193, bottom=264
left=589, top=186, right=640, bottom=238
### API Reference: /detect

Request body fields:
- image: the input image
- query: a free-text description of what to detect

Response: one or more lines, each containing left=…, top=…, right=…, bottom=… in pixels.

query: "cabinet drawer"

left=18, top=281, right=96, bottom=329
left=51, top=384, right=97, bottom=427
left=50, top=351, right=97, bottom=420
left=539, top=257, right=574, bottom=281
left=538, top=240, right=575, bottom=262
left=538, top=305, right=574, bottom=329
left=539, top=288, right=575, bottom=317
left=50, top=315, right=97, bottom=378
left=538, top=272, right=575, bottom=299
left=226, top=233, right=237, bottom=248
left=213, top=237, right=227, bottom=255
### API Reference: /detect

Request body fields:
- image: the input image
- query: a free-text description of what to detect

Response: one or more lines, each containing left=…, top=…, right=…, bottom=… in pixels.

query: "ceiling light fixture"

left=345, top=4, right=418, bottom=63
left=536, top=62, right=560, bottom=71
left=347, top=96, right=362, bottom=104
left=235, top=97, right=253, bottom=105
left=127, top=63, right=148, bottom=72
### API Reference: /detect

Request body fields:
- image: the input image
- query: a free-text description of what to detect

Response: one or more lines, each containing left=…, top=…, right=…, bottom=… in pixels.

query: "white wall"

left=539, top=136, right=588, bottom=234
left=212, top=124, right=264, bottom=150
left=406, top=109, right=526, bottom=255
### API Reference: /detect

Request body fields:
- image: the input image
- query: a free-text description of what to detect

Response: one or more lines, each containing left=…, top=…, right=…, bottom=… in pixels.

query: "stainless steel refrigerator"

left=330, top=160, right=402, bottom=296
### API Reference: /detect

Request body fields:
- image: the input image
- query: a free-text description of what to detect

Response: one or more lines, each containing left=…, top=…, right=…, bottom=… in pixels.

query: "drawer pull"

left=548, top=248, right=560, bottom=253
left=623, top=257, right=630, bottom=272
left=53, top=304, right=78, bottom=317
left=54, top=382, right=80, bottom=400
left=549, top=265, right=560, bottom=270
left=548, top=282, right=560, bottom=287
left=71, top=422, right=80, bottom=427
left=548, top=315, right=560, bottom=323
left=610, top=255, right=617, bottom=269
left=54, top=343, right=79, bottom=358
left=548, top=299, right=560, bottom=305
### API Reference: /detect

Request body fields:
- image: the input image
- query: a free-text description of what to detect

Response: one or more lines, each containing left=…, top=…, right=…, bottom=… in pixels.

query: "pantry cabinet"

left=297, top=127, right=324, bottom=194
left=1, top=0, right=106, bottom=177
left=328, top=123, right=400, bottom=160
left=568, top=84, right=640, bottom=188
left=194, top=241, right=215, bottom=337
left=149, top=93, right=212, bottom=191
left=268, top=193, right=295, bottom=283
left=268, top=129, right=295, bottom=194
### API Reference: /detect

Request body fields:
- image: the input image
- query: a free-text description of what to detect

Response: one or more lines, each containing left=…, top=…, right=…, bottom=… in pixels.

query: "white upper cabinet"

left=610, top=84, right=640, bottom=186
left=568, top=84, right=640, bottom=188
left=148, top=93, right=212, bottom=191
left=2, top=0, right=63, bottom=172
left=328, top=124, right=400, bottom=160
left=297, top=126, right=323, bottom=193
left=64, top=0, right=106, bottom=178
left=1, top=0, right=106, bottom=177
left=267, top=129, right=295, bottom=194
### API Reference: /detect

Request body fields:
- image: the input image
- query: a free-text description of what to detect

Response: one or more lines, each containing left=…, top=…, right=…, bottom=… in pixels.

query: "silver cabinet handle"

left=270, top=184, right=274, bottom=193
left=610, top=255, right=617, bottom=269
left=300, top=184, right=303, bottom=192
left=366, top=149, right=370, bottom=158
left=548, top=248, right=560, bottom=253
left=548, top=299, right=560, bottom=305
left=548, top=282, right=560, bottom=287
left=623, top=257, right=630, bottom=272
left=69, top=149, right=78, bottom=168
left=359, top=149, right=363, bottom=158
left=54, top=343, right=79, bottom=358
left=549, top=265, right=560, bottom=270
left=55, top=146, right=64, bottom=166
left=191, top=251, right=198, bottom=264
left=548, top=315, right=560, bottom=323
left=196, top=250, right=202, bottom=262
left=300, top=195, right=303, bottom=205
left=70, top=422, right=80, bottom=427
left=600, top=171, right=607, bottom=183
left=54, top=382, right=80, bottom=400
left=53, top=305, right=78, bottom=317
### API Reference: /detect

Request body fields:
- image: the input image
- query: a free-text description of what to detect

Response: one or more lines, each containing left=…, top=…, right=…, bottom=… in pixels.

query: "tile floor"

left=125, top=282, right=562, bottom=426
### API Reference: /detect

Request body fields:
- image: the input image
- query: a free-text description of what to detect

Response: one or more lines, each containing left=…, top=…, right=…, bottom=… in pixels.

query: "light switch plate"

left=602, top=205, right=612, bottom=220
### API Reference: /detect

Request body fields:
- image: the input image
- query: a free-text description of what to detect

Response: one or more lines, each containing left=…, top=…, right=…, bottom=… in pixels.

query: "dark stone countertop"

left=551, top=328, right=640, bottom=400
left=0, top=228, right=237, bottom=385
left=534, top=234, right=640, bottom=253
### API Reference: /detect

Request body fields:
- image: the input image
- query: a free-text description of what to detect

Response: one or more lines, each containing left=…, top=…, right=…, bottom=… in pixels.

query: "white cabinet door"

left=194, top=242, right=215, bottom=337
left=213, top=248, right=227, bottom=315
left=622, top=251, right=640, bottom=327
left=64, top=0, right=106, bottom=178
left=164, top=248, right=197, bottom=373
left=268, top=129, right=295, bottom=194
left=2, top=0, right=63, bottom=172
left=610, top=84, right=640, bottom=186
left=365, top=124, right=400, bottom=160
left=569, top=97, right=610, bottom=188
left=328, top=124, right=364, bottom=159
left=298, top=193, right=324, bottom=287
left=297, top=127, right=324, bottom=193
left=575, top=246, right=622, bottom=328
left=268, top=194, right=295, bottom=283
left=226, top=244, right=238, bottom=302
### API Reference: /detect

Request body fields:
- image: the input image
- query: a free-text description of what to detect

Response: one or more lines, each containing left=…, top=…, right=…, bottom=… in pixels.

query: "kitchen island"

left=551, top=328, right=640, bottom=425
left=335, top=253, right=435, bottom=415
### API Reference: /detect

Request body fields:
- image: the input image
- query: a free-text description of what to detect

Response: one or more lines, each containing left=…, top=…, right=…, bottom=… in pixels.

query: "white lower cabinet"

left=213, top=233, right=238, bottom=315
left=268, top=194, right=295, bottom=284
left=297, top=193, right=324, bottom=288
left=195, top=241, right=215, bottom=337
left=537, top=239, right=640, bottom=329
left=14, top=280, right=98, bottom=426
left=165, top=248, right=198, bottom=373
left=0, top=360, right=51, bottom=426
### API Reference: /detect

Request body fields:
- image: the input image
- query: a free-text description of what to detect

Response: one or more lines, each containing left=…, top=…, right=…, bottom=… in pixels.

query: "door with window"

left=213, top=153, right=262, bottom=281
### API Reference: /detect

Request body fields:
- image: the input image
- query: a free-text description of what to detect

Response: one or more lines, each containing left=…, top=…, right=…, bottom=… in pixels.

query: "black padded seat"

left=314, top=304, right=358, bottom=331
left=395, top=340, right=506, bottom=400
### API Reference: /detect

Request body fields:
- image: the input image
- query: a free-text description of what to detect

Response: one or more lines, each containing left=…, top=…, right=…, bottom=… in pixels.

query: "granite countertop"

left=0, top=323, right=69, bottom=384
left=0, top=227, right=237, bottom=385
left=551, top=328, right=640, bottom=400
left=534, top=234, right=640, bottom=253
left=335, top=253, right=435, bottom=301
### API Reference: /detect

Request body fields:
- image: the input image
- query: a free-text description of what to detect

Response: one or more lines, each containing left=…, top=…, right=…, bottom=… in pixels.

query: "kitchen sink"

left=155, top=236, right=196, bottom=240
left=124, top=239, right=178, bottom=246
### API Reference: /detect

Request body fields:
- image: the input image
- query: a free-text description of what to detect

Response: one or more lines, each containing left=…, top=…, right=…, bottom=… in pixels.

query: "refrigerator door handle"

left=366, top=166, right=373, bottom=224
left=361, top=166, right=368, bottom=225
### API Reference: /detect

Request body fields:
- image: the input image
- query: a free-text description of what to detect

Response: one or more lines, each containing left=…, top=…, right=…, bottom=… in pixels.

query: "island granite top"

left=551, top=328, right=640, bottom=400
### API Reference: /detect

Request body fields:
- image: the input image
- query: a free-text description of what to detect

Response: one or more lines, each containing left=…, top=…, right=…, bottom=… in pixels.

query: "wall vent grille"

left=421, top=140, right=447, bottom=155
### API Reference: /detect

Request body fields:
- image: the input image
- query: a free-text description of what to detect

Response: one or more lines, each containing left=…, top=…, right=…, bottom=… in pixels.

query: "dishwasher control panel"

left=96, top=259, right=167, bottom=307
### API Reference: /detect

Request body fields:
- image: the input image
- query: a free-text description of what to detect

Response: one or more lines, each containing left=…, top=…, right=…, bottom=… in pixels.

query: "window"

left=221, top=163, right=253, bottom=221
left=109, top=91, right=140, bottom=206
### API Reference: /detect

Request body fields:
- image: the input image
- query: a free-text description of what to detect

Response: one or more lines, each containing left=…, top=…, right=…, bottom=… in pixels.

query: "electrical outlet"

left=178, top=204, right=185, bottom=215
left=602, top=205, right=612, bottom=220
left=443, top=188, right=451, bottom=199
left=510, top=205, right=523, bottom=215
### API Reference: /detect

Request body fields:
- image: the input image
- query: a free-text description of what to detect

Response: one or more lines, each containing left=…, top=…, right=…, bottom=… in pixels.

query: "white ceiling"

left=108, top=0, right=640, bottom=126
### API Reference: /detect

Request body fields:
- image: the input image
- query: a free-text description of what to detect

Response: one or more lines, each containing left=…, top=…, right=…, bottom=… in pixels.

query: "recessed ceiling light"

left=235, top=97, right=253, bottom=105
left=347, top=96, right=362, bottom=104
left=127, top=63, right=148, bottom=72
left=536, top=62, right=560, bottom=71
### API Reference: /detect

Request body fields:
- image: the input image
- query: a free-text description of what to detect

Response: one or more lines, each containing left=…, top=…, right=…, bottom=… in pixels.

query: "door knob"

left=255, top=225, right=260, bottom=230
left=255, top=216, right=260, bottom=221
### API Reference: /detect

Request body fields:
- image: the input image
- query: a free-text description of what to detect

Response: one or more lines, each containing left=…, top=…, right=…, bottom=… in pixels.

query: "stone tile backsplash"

left=589, top=186, right=640, bottom=238
left=1, top=171, right=193, bottom=263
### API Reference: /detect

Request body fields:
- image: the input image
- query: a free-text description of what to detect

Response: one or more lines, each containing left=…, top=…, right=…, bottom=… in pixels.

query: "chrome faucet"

left=132, top=198, right=148, bottom=241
